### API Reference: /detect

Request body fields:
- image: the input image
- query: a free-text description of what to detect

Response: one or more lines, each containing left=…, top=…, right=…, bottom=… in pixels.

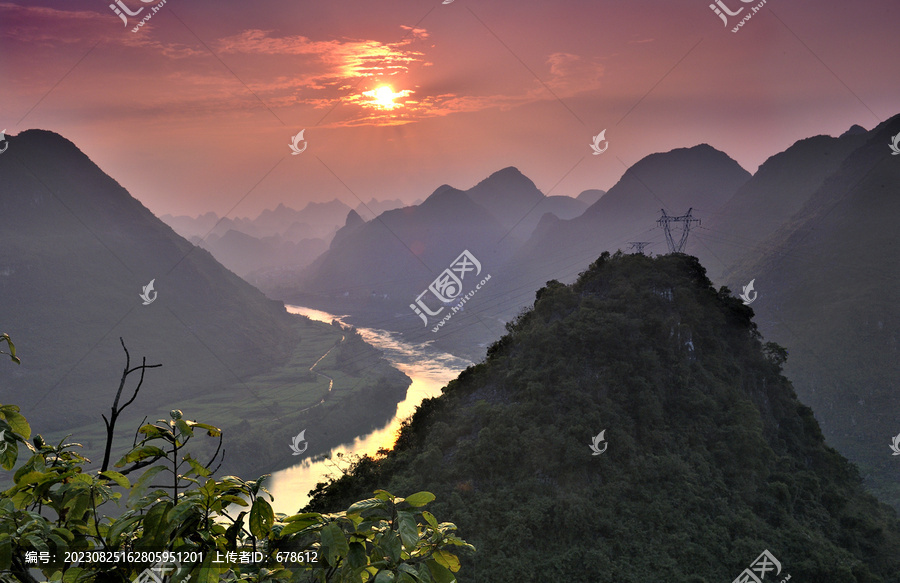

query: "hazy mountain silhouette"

left=696, top=130, right=868, bottom=279
left=308, top=253, right=900, bottom=582
left=299, top=181, right=515, bottom=302
left=161, top=200, right=364, bottom=278
left=354, top=198, right=410, bottom=221
left=576, top=188, right=605, bottom=205
left=200, top=229, right=328, bottom=277
left=0, top=130, right=303, bottom=430
left=725, top=115, right=900, bottom=509
left=162, top=200, right=351, bottom=243
left=289, top=167, right=589, bottom=314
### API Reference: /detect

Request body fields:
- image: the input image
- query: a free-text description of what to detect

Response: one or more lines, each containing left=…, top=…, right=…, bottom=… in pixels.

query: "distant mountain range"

left=261, top=115, right=900, bottom=509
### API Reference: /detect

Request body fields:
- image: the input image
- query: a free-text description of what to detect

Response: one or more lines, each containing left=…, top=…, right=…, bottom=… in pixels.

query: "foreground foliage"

left=0, top=404, right=472, bottom=583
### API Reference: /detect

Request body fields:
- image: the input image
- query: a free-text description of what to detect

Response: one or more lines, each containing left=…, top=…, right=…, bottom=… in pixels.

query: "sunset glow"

left=363, top=85, right=411, bottom=110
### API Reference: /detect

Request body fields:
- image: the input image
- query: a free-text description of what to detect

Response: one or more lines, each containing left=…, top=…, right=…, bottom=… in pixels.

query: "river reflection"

left=267, top=306, right=471, bottom=514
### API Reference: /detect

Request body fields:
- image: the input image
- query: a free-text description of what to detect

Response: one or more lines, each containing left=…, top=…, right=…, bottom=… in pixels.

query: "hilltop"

left=305, top=252, right=900, bottom=582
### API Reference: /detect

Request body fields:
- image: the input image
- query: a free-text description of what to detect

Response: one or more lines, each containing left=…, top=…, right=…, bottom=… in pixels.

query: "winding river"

left=267, top=305, right=471, bottom=514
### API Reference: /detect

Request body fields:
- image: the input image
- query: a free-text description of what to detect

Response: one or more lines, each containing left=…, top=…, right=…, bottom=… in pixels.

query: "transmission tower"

left=627, top=242, right=652, bottom=255
left=657, top=208, right=700, bottom=254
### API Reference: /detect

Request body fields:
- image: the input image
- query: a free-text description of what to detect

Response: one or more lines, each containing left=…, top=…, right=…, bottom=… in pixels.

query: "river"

left=267, top=305, right=472, bottom=514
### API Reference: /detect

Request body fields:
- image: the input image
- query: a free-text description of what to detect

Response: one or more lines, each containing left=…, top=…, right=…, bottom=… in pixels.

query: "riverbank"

left=266, top=305, right=471, bottom=513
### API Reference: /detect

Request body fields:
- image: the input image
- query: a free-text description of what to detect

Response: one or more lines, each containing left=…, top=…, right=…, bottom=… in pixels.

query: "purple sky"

left=2, top=0, right=898, bottom=217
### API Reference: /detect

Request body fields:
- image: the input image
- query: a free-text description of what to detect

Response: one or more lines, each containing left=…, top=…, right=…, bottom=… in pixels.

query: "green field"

left=35, top=315, right=410, bottom=480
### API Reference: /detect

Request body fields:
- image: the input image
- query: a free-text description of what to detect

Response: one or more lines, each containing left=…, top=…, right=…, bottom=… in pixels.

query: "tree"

left=0, top=338, right=472, bottom=583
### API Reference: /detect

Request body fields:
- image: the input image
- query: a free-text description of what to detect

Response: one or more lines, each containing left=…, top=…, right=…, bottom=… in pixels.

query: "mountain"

left=481, top=145, right=751, bottom=325
left=161, top=201, right=356, bottom=279
left=306, top=252, right=900, bottom=583
left=199, top=229, right=328, bottom=277
left=696, top=131, right=868, bottom=279
left=576, top=188, right=605, bottom=205
left=725, top=115, right=900, bottom=509
left=299, top=182, right=517, bottom=303
left=0, top=130, right=404, bottom=448
left=354, top=198, right=409, bottom=221
left=162, top=200, right=351, bottom=243
left=288, top=167, right=578, bottom=312
left=254, top=200, right=350, bottom=241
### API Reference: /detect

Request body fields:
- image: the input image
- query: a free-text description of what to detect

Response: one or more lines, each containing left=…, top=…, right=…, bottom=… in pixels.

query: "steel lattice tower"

left=657, top=208, right=700, bottom=254
left=627, top=242, right=652, bottom=255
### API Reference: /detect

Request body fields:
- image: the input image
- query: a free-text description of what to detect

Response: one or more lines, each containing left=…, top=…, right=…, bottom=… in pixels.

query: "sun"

left=374, top=86, right=397, bottom=108
left=362, top=85, right=411, bottom=111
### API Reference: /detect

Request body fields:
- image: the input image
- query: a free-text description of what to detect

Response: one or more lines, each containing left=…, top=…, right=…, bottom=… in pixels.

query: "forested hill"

left=306, top=252, right=900, bottom=583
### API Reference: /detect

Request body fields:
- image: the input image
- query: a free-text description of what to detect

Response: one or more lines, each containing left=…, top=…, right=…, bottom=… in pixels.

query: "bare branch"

left=100, top=340, right=161, bottom=472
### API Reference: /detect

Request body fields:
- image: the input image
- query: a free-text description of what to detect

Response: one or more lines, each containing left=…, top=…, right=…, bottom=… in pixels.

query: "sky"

left=1, top=0, right=898, bottom=218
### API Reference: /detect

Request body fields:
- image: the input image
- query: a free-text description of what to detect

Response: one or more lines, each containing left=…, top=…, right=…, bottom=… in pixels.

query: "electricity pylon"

left=627, top=242, right=652, bottom=255
left=657, top=208, right=700, bottom=254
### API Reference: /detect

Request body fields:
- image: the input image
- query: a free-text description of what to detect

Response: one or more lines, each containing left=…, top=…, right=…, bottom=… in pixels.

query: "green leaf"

left=141, top=501, right=174, bottom=546
left=425, top=559, right=456, bottom=583
left=279, top=515, right=322, bottom=536
left=380, top=530, right=402, bottom=564
left=184, top=454, right=212, bottom=478
left=175, top=418, right=194, bottom=438
left=99, top=470, right=130, bottom=488
left=116, top=445, right=166, bottom=466
left=137, top=424, right=171, bottom=440
left=397, top=510, right=418, bottom=551
left=0, top=533, right=11, bottom=570
left=62, top=567, right=85, bottom=583
left=189, top=422, right=222, bottom=437
left=348, top=497, right=387, bottom=516
left=421, top=511, right=439, bottom=530
left=346, top=541, right=368, bottom=570
left=128, top=465, right=165, bottom=507
left=0, top=407, right=30, bottom=439
left=404, top=492, right=435, bottom=508
left=249, top=497, right=274, bottom=539
left=373, top=489, right=394, bottom=501
left=107, top=515, right=142, bottom=544
left=167, top=500, right=199, bottom=532
left=0, top=334, right=20, bottom=364
left=320, top=522, right=350, bottom=566
left=374, top=570, right=396, bottom=583
left=431, top=550, right=460, bottom=573
left=14, top=470, right=48, bottom=486
left=284, top=511, right=323, bottom=522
